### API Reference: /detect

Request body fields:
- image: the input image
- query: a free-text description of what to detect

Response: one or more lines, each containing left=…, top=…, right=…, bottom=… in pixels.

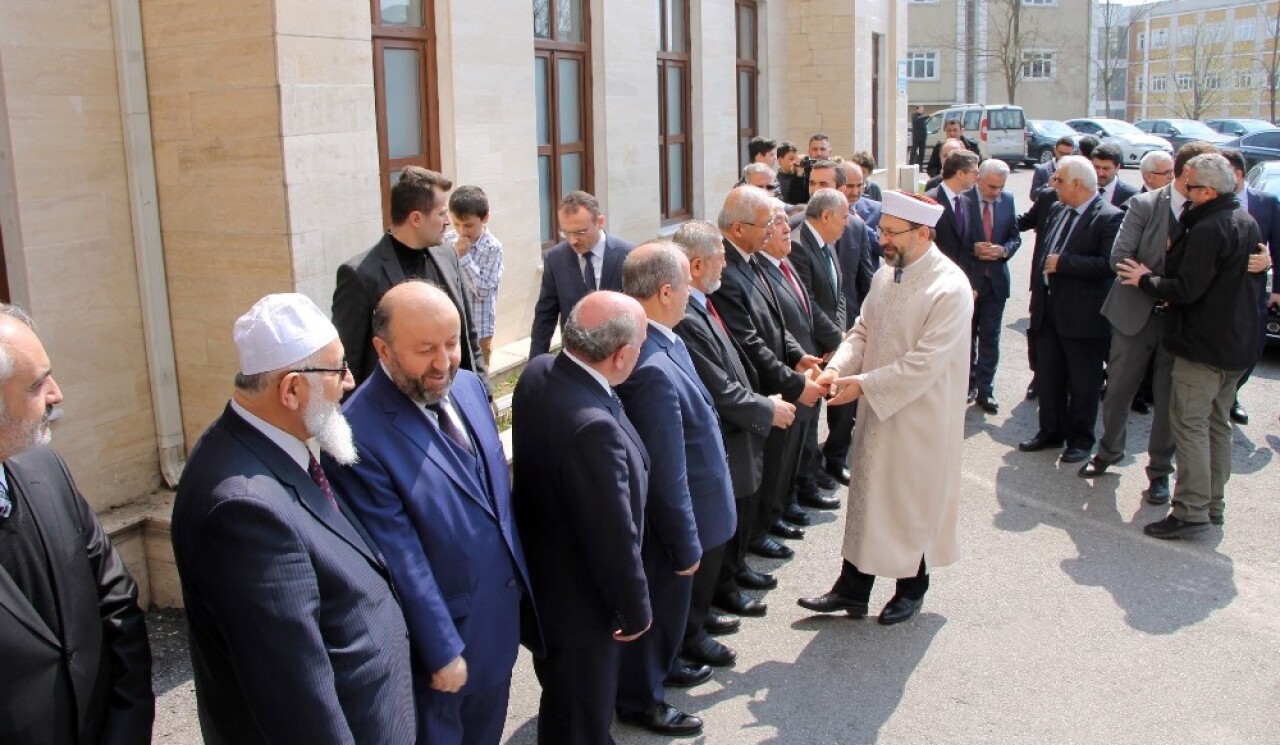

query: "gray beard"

left=303, top=390, right=359, bottom=466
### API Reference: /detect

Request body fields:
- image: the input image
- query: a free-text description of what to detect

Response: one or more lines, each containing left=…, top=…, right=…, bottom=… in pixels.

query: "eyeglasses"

left=752, top=183, right=780, bottom=191
left=1147, top=170, right=1173, bottom=177
left=1185, top=183, right=1210, bottom=191
left=881, top=225, right=917, bottom=238
left=558, top=228, right=595, bottom=240
left=297, top=361, right=350, bottom=377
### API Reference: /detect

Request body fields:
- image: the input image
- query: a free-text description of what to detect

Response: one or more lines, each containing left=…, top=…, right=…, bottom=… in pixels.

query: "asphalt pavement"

left=150, top=165, right=1280, bottom=743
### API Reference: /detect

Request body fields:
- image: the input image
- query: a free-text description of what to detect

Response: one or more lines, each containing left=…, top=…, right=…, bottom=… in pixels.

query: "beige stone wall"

left=691, top=0, right=740, bottom=221
left=0, top=0, right=160, bottom=511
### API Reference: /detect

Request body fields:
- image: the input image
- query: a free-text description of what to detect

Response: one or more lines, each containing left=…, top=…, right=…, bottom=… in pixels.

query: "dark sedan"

left=1023, top=120, right=1081, bottom=166
left=1205, top=118, right=1278, bottom=137
left=1134, top=118, right=1235, bottom=151
left=1224, top=130, right=1280, bottom=171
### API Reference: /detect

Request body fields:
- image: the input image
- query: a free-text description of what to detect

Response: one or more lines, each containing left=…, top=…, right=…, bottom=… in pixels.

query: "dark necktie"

left=583, top=252, right=597, bottom=291
left=1041, top=208, right=1078, bottom=284
left=820, top=244, right=839, bottom=291
left=779, top=260, right=810, bottom=314
left=705, top=297, right=729, bottom=336
left=749, top=256, right=781, bottom=308
left=307, top=455, right=340, bottom=511
left=426, top=401, right=475, bottom=456
left=953, top=196, right=966, bottom=236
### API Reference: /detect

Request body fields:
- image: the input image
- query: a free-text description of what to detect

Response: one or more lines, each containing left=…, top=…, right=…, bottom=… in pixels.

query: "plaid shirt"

left=445, top=228, right=504, bottom=338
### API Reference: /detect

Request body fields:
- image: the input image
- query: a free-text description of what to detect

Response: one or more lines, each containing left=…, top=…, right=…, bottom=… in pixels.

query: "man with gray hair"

left=173, top=293, right=415, bottom=743
left=1117, top=153, right=1262, bottom=538
left=1138, top=150, right=1175, bottom=193
left=740, top=162, right=780, bottom=198
left=512, top=291, right=653, bottom=743
left=966, top=158, right=1022, bottom=413
left=1018, top=156, right=1124, bottom=464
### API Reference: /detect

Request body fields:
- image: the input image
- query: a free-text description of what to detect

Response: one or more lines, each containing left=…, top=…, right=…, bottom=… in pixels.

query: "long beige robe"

left=828, top=244, right=973, bottom=578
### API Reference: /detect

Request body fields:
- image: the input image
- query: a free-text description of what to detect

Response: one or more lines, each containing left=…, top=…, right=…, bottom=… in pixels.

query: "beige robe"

left=828, top=244, right=973, bottom=578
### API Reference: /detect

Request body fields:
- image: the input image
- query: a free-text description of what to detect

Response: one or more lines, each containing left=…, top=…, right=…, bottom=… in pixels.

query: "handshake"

left=792, top=355, right=863, bottom=408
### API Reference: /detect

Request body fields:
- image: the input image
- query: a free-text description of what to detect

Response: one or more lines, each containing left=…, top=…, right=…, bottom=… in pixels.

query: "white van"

left=924, top=104, right=1027, bottom=163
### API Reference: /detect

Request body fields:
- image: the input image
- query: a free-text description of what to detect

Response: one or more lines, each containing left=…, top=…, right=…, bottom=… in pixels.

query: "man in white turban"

left=797, top=191, right=973, bottom=625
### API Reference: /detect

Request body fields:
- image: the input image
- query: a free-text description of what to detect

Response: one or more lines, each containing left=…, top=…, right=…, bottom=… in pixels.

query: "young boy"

left=445, top=185, right=504, bottom=366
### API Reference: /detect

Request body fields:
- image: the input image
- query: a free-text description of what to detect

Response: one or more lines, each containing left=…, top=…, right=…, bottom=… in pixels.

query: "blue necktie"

left=583, top=252, right=597, bottom=291
left=953, top=196, right=966, bottom=237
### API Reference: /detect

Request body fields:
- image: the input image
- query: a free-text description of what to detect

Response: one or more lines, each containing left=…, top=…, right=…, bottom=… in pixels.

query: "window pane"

left=557, top=0, right=583, bottom=41
left=538, top=155, right=553, bottom=243
left=380, top=0, right=423, bottom=26
left=738, top=70, right=753, bottom=129
left=557, top=58, right=582, bottom=144
left=384, top=48, right=423, bottom=159
left=666, top=64, right=684, bottom=135
left=560, top=152, right=583, bottom=195
left=666, top=143, right=685, bottom=213
left=670, top=0, right=687, bottom=53
left=533, top=0, right=550, bottom=38
left=535, top=57, right=550, bottom=146
left=738, top=4, right=756, bottom=61
left=740, top=137, right=749, bottom=167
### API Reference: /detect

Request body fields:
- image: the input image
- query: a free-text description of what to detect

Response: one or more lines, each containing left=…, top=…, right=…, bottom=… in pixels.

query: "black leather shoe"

left=1060, top=447, right=1090, bottom=464
left=812, top=468, right=837, bottom=491
left=1145, top=476, right=1171, bottom=505
left=977, top=394, right=999, bottom=414
left=966, top=387, right=978, bottom=406
left=782, top=504, right=811, bottom=526
left=703, top=612, right=740, bottom=636
left=736, top=567, right=778, bottom=590
left=796, top=592, right=869, bottom=618
left=682, top=635, right=738, bottom=666
left=824, top=461, right=851, bottom=486
left=1209, top=513, right=1224, bottom=526
left=618, top=702, right=703, bottom=736
left=878, top=595, right=923, bottom=625
left=714, top=590, right=767, bottom=618
left=1130, top=398, right=1150, bottom=414
left=1143, top=515, right=1209, bottom=539
left=1025, top=384, right=1038, bottom=400
left=1230, top=402, right=1249, bottom=425
left=1078, top=453, right=1122, bottom=477
left=663, top=662, right=712, bottom=689
left=748, top=537, right=794, bottom=559
left=769, top=520, right=805, bottom=540
left=798, top=492, right=841, bottom=510
left=1018, top=433, right=1063, bottom=452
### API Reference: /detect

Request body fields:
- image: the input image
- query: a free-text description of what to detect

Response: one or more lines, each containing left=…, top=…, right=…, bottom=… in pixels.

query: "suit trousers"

left=533, top=642, right=622, bottom=745
left=617, top=543, right=693, bottom=715
left=821, top=399, right=856, bottom=470
left=421, top=678, right=511, bottom=745
left=792, top=402, right=824, bottom=499
left=1096, top=312, right=1175, bottom=479
left=682, top=541, right=727, bottom=649
left=833, top=558, right=930, bottom=602
left=715, top=494, right=757, bottom=599
left=1168, top=357, right=1242, bottom=523
left=1036, top=302, right=1108, bottom=450
left=752, top=407, right=811, bottom=541
left=969, top=283, right=1005, bottom=396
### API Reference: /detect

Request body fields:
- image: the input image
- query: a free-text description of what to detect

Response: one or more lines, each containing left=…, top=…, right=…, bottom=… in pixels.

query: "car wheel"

left=1037, top=147, right=1053, bottom=165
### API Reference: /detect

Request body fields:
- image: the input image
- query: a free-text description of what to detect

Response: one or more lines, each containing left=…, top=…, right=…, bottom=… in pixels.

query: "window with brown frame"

left=736, top=0, right=759, bottom=169
left=658, top=0, right=692, bottom=223
left=371, top=0, right=440, bottom=227
left=534, top=0, right=593, bottom=248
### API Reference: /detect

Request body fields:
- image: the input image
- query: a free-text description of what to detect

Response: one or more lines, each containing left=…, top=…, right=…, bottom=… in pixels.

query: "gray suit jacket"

left=1101, top=184, right=1174, bottom=336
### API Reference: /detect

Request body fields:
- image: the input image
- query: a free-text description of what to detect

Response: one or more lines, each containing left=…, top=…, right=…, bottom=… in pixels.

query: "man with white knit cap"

left=172, top=293, right=416, bottom=744
left=797, top=191, right=974, bottom=626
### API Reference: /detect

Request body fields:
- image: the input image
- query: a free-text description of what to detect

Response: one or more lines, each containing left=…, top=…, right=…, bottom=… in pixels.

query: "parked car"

left=1023, top=120, right=1081, bottom=165
left=1064, top=118, right=1171, bottom=167
left=1204, top=118, right=1278, bottom=137
left=1134, top=118, right=1236, bottom=151
left=1245, top=161, right=1280, bottom=346
left=1223, top=130, right=1280, bottom=171
left=923, top=103, right=1027, bottom=163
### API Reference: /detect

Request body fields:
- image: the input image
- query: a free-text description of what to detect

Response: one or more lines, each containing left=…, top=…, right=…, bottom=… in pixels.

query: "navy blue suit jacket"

left=617, top=326, right=736, bottom=556
left=1029, top=197, right=1123, bottom=339
left=1246, top=187, right=1280, bottom=293
left=173, top=405, right=415, bottom=745
left=1110, top=180, right=1138, bottom=210
left=326, top=367, right=535, bottom=696
left=853, top=197, right=882, bottom=231
left=967, top=188, right=1023, bottom=299
left=512, top=353, right=651, bottom=647
left=929, top=184, right=982, bottom=279
left=529, top=235, right=635, bottom=356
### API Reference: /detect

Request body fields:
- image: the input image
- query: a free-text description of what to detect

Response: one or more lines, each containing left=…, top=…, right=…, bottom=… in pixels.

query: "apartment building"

left=1090, top=2, right=1133, bottom=119
left=1127, top=0, right=1280, bottom=121
left=905, top=0, right=1092, bottom=121
left=0, top=0, right=908, bottom=606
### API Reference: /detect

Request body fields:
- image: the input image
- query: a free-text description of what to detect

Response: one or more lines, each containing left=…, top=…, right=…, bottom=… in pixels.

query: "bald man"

left=513, top=291, right=653, bottom=745
left=325, top=281, right=533, bottom=745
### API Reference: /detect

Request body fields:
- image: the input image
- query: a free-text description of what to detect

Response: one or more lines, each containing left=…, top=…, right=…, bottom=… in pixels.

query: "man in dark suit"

left=910, top=106, right=929, bottom=166
left=173, top=294, right=415, bottom=744
left=671, top=221, right=795, bottom=669
left=1018, top=157, right=1124, bottom=463
left=1030, top=136, right=1078, bottom=201
left=1093, top=143, right=1138, bottom=210
left=333, top=167, right=486, bottom=387
left=615, top=243, right=737, bottom=735
left=0, top=305, right=154, bottom=745
left=967, top=159, right=1023, bottom=413
left=1017, top=173, right=1065, bottom=400
left=528, top=191, right=635, bottom=357
left=927, top=150, right=981, bottom=273
left=926, top=118, right=980, bottom=178
left=512, top=291, right=652, bottom=745
left=325, top=282, right=534, bottom=745
left=840, top=160, right=881, bottom=234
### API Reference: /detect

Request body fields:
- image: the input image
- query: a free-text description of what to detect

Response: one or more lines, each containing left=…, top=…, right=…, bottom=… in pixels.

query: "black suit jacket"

left=1018, top=188, right=1061, bottom=286
left=760, top=255, right=840, bottom=356
left=926, top=136, right=981, bottom=177
left=675, top=298, right=772, bottom=499
left=511, top=353, right=651, bottom=647
left=928, top=184, right=982, bottom=280
left=789, top=221, right=847, bottom=339
left=528, top=235, right=635, bottom=356
left=1109, top=180, right=1138, bottom=210
left=0, top=448, right=153, bottom=745
left=1029, top=197, right=1124, bottom=339
left=711, top=241, right=807, bottom=402
left=172, top=405, right=416, bottom=745
left=333, top=233, right=486, bottom=387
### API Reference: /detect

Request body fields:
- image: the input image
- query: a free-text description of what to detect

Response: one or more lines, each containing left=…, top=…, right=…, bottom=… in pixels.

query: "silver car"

left=1065, top=118, right=1172, bottom=167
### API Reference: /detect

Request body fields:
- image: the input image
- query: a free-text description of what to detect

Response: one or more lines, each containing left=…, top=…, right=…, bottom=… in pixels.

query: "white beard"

left=303, top=391, right=359, bottom=466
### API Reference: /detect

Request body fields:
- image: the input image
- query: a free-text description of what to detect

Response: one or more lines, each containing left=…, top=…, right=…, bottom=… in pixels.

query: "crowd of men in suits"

left=2, top=123, right=1276, bottom=745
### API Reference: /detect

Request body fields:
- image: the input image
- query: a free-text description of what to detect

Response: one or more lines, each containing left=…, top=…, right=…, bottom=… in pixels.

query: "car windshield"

left=1234, top=120, right=1279, bottom=135
left=1173, top=120, right=1217, bottom=136
left=1035, top=120, right=1076, bottom=137
left=1100, top=120, right=1144, bottom=136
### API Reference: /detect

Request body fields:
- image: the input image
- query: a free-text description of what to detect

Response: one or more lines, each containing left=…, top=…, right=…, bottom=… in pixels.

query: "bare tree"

left=1092, top=1, right=1155, bottom=119
left=1150, top=21, right=1230, bottom=119
left=1261, top=7, right=1280, bottom=124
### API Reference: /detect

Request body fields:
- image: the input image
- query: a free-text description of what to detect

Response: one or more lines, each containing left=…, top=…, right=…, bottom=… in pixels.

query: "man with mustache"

left=0, top=304, right=154, bottom=744
left=172, top=293, right=415, bottom=744
left=326, top=281, right=534, bottom=744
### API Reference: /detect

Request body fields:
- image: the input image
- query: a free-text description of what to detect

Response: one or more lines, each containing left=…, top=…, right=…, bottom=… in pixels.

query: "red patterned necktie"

left=779, top=261, right=809, bottom=314
left=705, top=297, right=729, bottom=335
left=307, top=455, right=339, bottom=511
